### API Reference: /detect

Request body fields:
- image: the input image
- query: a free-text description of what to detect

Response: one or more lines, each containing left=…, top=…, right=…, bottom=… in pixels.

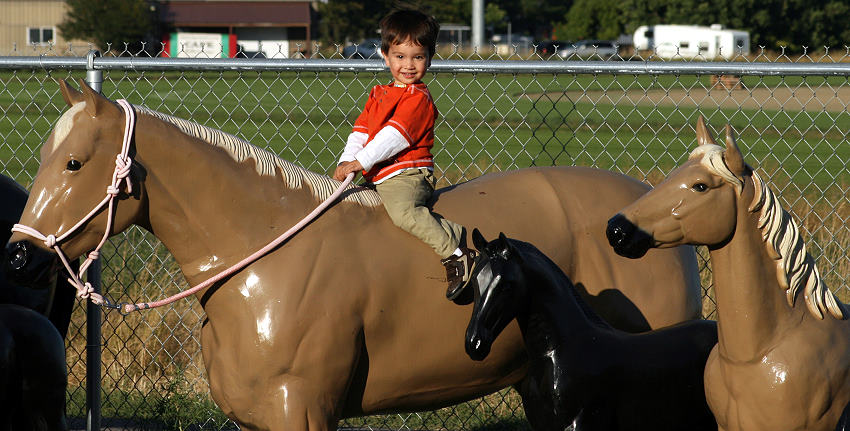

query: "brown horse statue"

left=465, top=229, right=717, bottom=431
left=607, top=117, right=850, bottom=431
left=7, top=79, right=702, bottom=431
left=0, top=174, right=68, bottom=431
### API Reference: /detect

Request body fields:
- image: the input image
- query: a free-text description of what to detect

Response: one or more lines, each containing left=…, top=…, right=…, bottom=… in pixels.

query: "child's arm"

left=333, top=127, right=406, bottom=180
left=338, top=131, right=367, bottom=164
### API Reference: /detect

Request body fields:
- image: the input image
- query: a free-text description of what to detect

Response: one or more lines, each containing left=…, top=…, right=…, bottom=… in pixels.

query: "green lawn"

left=1, top=70, right=847, bottom=189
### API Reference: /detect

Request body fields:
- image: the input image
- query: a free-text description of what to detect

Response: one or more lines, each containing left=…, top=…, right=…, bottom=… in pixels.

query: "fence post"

left=84, top=49, right=102, bottom=431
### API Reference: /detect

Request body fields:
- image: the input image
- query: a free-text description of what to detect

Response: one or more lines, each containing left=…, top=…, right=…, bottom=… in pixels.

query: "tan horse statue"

left=607, top=117, right=850, bottom=431
left=7, top=79, right=701, bottom=431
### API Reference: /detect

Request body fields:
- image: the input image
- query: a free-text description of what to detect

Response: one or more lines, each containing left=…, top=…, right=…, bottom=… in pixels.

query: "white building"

left=633, top=24, right=750, bottom=59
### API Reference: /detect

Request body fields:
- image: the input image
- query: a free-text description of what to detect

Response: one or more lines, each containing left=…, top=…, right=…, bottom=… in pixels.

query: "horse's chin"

left=612, top=242, right=650, bottom=259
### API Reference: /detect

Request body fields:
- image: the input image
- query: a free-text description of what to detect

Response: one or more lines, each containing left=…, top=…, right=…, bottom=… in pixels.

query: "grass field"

left=1, top=67, right=849, bottom=429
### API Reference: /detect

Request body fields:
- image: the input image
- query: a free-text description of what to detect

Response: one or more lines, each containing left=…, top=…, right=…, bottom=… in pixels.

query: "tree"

left=59, top=0, right=156, bottom=54
left=555, top=0, right=622, bottom=41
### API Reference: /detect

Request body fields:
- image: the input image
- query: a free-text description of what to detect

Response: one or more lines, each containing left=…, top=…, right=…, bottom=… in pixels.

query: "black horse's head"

left=464, top=229, right=528, bottom=361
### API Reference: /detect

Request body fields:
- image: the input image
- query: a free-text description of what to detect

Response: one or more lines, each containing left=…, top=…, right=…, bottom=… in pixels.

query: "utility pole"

left=472, top=0, right=484, bottom=52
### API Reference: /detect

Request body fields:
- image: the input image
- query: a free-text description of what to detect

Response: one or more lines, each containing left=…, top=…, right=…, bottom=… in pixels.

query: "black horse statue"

left=464, top=229, right=718, bottom=431
left=0, top=174, right=68, bottom=431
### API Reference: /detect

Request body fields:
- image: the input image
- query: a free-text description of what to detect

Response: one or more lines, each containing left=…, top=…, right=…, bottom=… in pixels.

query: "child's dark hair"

left=379, top=8, right=440, bottom=59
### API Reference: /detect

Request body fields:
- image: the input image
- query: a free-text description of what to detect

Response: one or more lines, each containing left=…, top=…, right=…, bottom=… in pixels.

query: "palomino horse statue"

left=607, top=117, right=850, bottom=431
left=465, top=229, right=717, bottom=431
left=7, top=79, right=702, bottom=431
left=0, top=175, right=68, bottom=431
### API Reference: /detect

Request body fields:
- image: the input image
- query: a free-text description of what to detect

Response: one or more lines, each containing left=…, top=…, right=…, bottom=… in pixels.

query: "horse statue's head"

left=6, top=79, right=146, bottom=283
left=606, top=116, right=751, bottom=258
left=464, top=229, right=529, bottom=361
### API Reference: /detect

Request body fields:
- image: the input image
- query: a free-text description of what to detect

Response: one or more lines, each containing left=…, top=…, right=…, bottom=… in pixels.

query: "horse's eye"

left=692, top=183, right=708, bottom=192
left=66, top=159, right=82, bottom=171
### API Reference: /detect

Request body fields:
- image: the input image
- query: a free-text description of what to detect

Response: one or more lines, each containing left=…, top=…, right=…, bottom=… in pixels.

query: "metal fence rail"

left=1, top=49, right=849, bottom=430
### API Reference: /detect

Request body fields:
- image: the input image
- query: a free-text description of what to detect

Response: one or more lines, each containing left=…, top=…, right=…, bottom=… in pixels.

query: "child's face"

left=383, top=40, right=430, bottom=86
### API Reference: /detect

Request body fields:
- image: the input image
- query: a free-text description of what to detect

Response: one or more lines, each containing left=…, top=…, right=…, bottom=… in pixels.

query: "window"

left=27, top=27, right=55, bottom=46
left=679, top=41, right=690, bottom=49
left=645, top=30, right=654, bottom=38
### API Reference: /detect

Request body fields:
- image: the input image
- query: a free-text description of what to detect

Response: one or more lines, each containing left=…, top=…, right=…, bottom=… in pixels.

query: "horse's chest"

left=706, top=351, right=839, bottom=431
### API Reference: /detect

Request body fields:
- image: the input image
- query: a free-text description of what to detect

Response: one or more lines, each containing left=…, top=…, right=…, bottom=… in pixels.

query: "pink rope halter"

left=12, top=99, right=354, bottom=314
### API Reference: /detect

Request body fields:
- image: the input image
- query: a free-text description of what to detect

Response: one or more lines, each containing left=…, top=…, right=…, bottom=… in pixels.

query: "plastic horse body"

left=465, top=230, right=717, bottom=431
left=7, top=79, right=704, bottom=431
left=0, top=174, right=67, bottom=431
left=607, top=117, right=850, bottom=431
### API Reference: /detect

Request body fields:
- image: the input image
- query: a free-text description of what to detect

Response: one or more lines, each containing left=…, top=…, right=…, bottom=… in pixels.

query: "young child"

left=332, top=7, right=476, bottom=300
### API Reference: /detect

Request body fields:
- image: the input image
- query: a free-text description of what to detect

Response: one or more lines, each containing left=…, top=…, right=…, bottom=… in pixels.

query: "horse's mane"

left=133, top=105, right=382, bottom=208
left=692, top=144, right=847, bottom=320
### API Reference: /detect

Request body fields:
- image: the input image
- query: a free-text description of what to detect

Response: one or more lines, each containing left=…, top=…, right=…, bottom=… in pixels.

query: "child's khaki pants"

left=375, top=168, right=463, bottom=259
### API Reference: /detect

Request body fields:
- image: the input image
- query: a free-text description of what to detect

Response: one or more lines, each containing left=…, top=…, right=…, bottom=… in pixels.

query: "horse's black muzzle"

left=606, top=214, right=653, bottom=259
left=4, top=240, right=58, bottom=289
left=465, top=326, right=493, bottom=361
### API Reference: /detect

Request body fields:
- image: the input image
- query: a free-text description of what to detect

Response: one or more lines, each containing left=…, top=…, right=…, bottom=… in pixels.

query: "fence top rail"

left=1, top=56, right=850, bottom=76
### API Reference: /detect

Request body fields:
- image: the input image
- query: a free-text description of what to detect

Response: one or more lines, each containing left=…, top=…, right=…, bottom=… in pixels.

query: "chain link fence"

left=1, top=43, right=849, bottom=430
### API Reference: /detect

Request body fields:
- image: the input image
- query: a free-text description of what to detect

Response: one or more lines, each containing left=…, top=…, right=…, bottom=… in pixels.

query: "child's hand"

left=333, top=160, right=363, bottom=181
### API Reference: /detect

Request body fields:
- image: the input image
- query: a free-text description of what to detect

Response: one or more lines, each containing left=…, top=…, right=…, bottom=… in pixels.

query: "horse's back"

left=434, top=166, right=702, bottom=331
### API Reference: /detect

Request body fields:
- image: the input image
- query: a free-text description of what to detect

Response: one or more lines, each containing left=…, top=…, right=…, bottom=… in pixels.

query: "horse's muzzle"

left=4, top=240, right=58, bottom=289
left=606, top=214, right=653, bottom=259
left=465, top=327, right=492, bottom=361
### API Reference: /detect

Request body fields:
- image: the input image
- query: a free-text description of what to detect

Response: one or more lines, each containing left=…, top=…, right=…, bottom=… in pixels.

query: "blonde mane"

left=133, top=105, right=381, bottom=208
left=692, top=144, right=846, bottom=320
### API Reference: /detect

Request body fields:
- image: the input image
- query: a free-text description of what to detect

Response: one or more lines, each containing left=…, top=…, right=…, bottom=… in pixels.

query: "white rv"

left=633, top=24, right=750, bottom=59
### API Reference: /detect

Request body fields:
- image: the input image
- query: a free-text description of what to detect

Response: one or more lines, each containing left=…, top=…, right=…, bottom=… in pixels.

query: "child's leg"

left=375, top=169, right=462, bottom=259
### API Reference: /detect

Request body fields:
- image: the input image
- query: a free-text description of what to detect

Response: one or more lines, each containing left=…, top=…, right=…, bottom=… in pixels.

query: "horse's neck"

left=709, top=207, right=800, bottom=362
left=133, top=115, right=321, bottom=283
left=517, top=248, right=610, bottom=357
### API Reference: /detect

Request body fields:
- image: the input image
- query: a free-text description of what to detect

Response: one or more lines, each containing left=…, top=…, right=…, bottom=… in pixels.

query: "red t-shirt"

left=352, top=82, right=438, bottom=182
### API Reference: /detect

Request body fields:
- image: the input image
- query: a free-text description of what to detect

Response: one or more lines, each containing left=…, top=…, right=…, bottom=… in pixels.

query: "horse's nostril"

left=7, top=241, right=29, bottom=271
left=606, top=214, right=633, bottom=246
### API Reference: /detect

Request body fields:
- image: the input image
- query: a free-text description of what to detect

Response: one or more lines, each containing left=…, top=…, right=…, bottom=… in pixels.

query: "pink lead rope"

left=12, top=99, right=355, bottom=314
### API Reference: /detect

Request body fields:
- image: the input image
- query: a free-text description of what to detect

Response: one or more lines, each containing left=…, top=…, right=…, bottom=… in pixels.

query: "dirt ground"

left=541, top=85, right=850, bottom=112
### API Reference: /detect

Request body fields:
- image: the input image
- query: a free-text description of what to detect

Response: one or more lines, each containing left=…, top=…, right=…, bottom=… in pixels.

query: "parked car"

left=536, top=40, right=571, bottom=58
left=559, top=40, right=619, bottom=59
left=342, top=39, right=383, bottom=59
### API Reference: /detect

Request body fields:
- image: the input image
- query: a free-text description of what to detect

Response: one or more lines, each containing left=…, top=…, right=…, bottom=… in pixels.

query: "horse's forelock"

left=690, top=144, right=744, bottom=194
left=48, top=102, right=87, bottom=156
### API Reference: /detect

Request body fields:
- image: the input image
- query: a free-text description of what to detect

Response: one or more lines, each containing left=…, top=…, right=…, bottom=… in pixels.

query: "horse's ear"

left=472, top=228, right=488, bottom=251
left=58, top=79, right=83, bottom=107
left=77, top=78, right=112, bottom=117
left=723, top=124, right=746, bottom=174
left=695, top=116, right=717, bottom=147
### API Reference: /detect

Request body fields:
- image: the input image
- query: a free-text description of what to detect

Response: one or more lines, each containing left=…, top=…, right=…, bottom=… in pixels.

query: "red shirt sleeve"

left=385, top=89, right=436, bottom=147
